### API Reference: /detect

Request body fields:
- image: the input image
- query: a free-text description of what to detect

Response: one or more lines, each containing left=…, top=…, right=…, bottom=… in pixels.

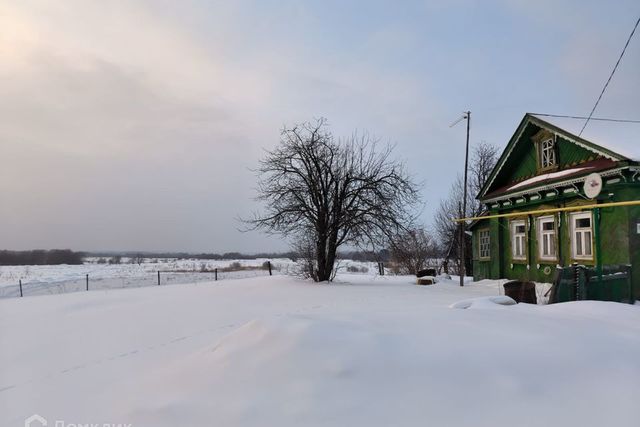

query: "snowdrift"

left=449, top=295, right=517, bottom=309
left=2, top=275, right=639, bottom=427
left=121, top=303, right=640, bottom=427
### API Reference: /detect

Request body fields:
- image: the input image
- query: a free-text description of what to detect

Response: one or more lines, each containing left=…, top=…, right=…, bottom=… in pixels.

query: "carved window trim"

left=532, top=130, right=558, bottom=173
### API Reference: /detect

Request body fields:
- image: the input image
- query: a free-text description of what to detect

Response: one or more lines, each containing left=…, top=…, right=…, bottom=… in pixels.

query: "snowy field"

left=1, top=273, right=639, bottom=427
left=0, top=258, right=383, bottom=298
left=0, top=258, right=303, bottom=298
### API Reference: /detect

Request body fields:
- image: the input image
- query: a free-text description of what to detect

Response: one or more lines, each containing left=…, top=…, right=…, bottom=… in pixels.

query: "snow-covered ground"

left=1, top=274, right=638, bottom=427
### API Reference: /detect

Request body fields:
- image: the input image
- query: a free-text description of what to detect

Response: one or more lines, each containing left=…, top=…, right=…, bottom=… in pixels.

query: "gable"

left=479, top=114, right=629, bottom=200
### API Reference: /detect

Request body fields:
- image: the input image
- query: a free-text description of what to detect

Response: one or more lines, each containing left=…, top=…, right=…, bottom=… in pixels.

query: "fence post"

left=268, top=261, right=272, bottom=276
left=572, top=263, right=579, bottom=301
left=157, top=271, right=160, bottom=286
left=86, top=274, right=89, bottom=291
left=19, top=279, right=23, bottom=297
left=215, top=268, right=218, bottom=281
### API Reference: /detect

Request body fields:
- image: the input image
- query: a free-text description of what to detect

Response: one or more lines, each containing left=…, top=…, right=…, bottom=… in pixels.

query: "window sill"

left=571, top=258, right=595, bottom=264
left=538, top=165, right=558, bottom=173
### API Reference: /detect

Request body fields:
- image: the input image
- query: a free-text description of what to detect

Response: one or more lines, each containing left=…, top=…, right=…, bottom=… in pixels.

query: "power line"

left=579, top=15, right=640, bottom=136
left=530, top=113, right=640, bottom=124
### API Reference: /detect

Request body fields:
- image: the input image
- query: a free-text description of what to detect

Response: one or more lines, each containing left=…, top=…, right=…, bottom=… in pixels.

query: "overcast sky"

left=1, top=0, right=639, bottom=253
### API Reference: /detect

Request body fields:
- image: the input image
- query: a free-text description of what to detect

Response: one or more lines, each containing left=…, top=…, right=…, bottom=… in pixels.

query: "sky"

left=1, top=0, right=639, bottom=253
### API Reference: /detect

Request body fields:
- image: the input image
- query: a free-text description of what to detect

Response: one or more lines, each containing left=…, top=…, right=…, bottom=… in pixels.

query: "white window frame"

left=570, top=211, right=594, bottom=261
left=540, top=138, right=556, bottom=169
left=537, top=215, right=557, bottom=261
left=510, top=219, right=527, bottom=261
left=478, top=229, right=490, bottom=260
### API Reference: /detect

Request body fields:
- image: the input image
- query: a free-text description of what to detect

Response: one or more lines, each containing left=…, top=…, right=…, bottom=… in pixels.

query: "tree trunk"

left=315, top=227, right=339, bottom=282
left=324, top=230, right=339, bottom=281
left=315, top=226, right=329, bottom=281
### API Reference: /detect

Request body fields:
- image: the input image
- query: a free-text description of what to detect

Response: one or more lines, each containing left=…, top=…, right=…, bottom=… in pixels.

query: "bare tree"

left=468, top=142, right=499, bottom=218
left=433, top=176, right=466, bottom=273
left=246, top=119, right=420, bottom=282
left=290, top=231, right=318, bottom=280
left=434, top=142, right=498, bottom=274
left=390, top=227, right=438, bottom=275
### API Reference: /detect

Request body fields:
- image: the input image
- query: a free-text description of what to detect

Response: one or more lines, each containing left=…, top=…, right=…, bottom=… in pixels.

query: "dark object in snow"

left=548, top=264, right=633, bottom=304
left=503, top=281, right=537, bottom=304
left=416, top=268, right=436, bottom=278
left=416, top=276, right=436, bottom=285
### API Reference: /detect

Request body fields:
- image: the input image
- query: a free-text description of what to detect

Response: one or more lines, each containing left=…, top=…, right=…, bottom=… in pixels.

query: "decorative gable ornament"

left=478, top=114, right=628, bottom=201
left=583, top=172, right=603, bottom=199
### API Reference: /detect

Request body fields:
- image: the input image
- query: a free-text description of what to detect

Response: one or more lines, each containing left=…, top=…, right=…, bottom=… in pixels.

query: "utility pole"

left=451, top=111, right=471, bottom=287
left=458, top=202, right=463, bottom=286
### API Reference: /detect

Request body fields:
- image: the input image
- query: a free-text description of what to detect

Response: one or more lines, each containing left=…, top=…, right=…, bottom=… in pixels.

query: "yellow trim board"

left=454, top=200, right=640, bottom=223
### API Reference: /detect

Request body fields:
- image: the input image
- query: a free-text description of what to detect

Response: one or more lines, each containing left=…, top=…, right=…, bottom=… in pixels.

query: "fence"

left=0, top=260, right=392, bottom=299
left=549, top=264, right=633, bottom=304
left=0, top=262, right=275, bottom=299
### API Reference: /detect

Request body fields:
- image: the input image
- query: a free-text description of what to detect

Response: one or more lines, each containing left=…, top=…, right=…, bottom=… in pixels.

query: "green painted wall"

left=490, top=124, right=537, bottom=190
left=629, top=204, right=640, bottom=300
left=471, top=215, right=504, bottom=281
left=619, top=187, right=640, bottom=300
left=488, top=122, right=603, bottom=193
left=471, top=180, right=640, bottom=300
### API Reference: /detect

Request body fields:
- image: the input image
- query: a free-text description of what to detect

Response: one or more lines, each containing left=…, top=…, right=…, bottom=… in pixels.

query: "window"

left=478, top=229, right=490, bottom=260
left=570, top=212, right=593, bottom=260
left=537, top=216, right=557, bottom=261
left=510, top=220, right=527, bottom=261
left=540, top=138, right=556, bottom=169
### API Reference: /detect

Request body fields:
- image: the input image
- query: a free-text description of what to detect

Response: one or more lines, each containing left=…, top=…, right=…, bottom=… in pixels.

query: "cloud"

left=0, top=2, right=277, bottom=251
left=1, top=0, right=637, bottom=251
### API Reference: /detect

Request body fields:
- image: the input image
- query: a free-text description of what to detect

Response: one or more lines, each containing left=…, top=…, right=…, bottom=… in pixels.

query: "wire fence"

left=0, top=260, right=405, bottom=299
left=0, top=265, right=278, bottom=299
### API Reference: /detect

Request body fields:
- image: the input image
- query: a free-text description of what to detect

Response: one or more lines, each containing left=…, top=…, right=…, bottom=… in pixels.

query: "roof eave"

left=480, top=165, right=631, bottom=204
left=478, top=113, right=631, bottom=199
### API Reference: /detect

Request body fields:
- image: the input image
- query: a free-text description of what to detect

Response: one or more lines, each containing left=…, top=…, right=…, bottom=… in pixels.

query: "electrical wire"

left=530, top=113, right=640, bottom=124
left=579, top=16, right=640, bottom=136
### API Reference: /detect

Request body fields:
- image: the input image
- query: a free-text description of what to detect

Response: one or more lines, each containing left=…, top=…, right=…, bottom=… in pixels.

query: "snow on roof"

left=483, top=158, right=617, bottom=200
left=531, top=115, right=640, bottom=161
left=507, top=167, right=590, bottom=191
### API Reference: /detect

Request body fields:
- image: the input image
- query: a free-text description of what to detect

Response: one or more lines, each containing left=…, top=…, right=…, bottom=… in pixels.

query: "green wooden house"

left=469, top=114, right=640, bottom=301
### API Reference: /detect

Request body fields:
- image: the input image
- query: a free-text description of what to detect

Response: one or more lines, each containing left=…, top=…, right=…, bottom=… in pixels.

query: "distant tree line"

left=85, top=250, right=390, bottom=263
left=0, top=249, right=84, bottom=266
left=0, top=247, right=404, bottom=268
left=84, top=251, right=301, bottom=261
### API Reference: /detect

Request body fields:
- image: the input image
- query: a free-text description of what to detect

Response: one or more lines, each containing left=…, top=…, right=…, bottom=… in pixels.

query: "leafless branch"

left=243, top=118, right=421, bottom=281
